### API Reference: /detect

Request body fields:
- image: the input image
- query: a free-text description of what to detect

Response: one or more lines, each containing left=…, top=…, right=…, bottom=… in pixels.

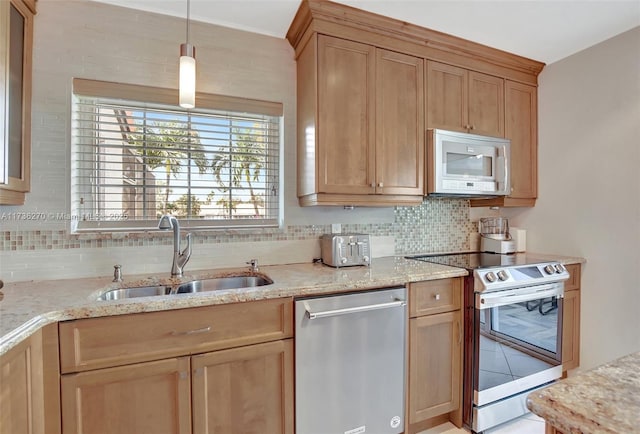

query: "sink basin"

left=98, top=285, right=171, bottom=301
left=175, top=275, right=273, bottom=294
left=97, top=274, right=273, bottom=301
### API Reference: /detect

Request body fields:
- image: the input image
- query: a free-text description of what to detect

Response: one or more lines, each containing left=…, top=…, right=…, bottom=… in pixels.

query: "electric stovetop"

left=407, top=252, right=555, bottom=270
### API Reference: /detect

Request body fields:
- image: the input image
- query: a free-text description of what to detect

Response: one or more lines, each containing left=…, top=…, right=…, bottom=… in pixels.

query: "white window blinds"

left=71, top=79, right=282, bottom=232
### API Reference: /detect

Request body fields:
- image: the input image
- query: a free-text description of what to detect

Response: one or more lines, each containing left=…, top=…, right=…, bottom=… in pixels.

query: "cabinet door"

left=317, top=35, right=375, bottom=195
left=505, top=80, right=538, bottom=200
left=468, top=71, right=504, bottom=137
left=0, top=325, right=60, bottom=434
left=409, top=311, right=462, bottom=423
left=61, top=357, right=191, bottom=434
left=427, top=61, right=467, bottom=133
left=192, top=339, right=294, bottom=434
left=375, top=49, right=424, bottom=195
left=0, top=0, right=33, bottom=205
left=562, top=289, right=581, bottom=371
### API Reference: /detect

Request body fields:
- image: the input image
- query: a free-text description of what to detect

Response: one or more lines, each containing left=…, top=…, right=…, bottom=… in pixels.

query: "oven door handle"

left=477, top=284, right=564, bottom=309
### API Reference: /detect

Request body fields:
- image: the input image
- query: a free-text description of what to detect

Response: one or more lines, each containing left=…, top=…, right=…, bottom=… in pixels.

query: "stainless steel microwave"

left=427, top=129, right=510, bottom=197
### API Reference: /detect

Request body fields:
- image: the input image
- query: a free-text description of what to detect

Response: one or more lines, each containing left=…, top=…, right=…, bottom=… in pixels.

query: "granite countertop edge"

left=526, top=351, right=640, bottom=434
left=0, top=252, right=585, bottom=356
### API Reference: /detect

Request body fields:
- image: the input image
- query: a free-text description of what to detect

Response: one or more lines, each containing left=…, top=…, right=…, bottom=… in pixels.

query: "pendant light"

left=179, top=0, right=196, bottom=108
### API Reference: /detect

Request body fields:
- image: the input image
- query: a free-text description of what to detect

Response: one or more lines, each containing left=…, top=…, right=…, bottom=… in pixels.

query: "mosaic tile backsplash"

left=1, top=199, right=476, bottom=255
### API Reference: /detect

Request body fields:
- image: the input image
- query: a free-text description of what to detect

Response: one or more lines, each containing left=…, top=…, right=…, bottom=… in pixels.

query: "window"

left=71, top=79, right=282, bottom=232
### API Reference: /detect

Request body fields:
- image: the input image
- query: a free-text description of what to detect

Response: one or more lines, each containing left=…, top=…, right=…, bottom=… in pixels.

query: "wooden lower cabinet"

left=407, top=278, right=463, bottom=433
left=60, top=341, right=294, bottom=434
left=409, top=311, right=462, bottom=423
left=562, top=264, right=582, bottom=372
left=61, top=357, right=192, bottom=434
left=0, top=324, right=60, bottom=434
left=59, top=298, right=294, bottom=434
left=192, top=339, right=294, bottom=434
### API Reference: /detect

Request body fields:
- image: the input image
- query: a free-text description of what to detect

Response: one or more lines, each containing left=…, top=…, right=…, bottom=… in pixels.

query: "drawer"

left=409, top=278, right=462, bottom=317
left=564, top=264, right=581, bottom=291
left=59, top=297, right=293, bottom=373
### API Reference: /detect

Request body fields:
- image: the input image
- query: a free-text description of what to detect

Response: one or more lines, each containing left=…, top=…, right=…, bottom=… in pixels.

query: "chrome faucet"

left=158, top=215, right=192, bottom=277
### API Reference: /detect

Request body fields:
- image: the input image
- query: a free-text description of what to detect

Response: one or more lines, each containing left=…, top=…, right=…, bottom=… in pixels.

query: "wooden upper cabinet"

left=296, top=34, right=424, bottom=206
left=375, top=49, right=424, bottom=195
left=505, top=81, right=537, bottom=200
left=427, top=61, right=504, bottom=138
left=426, top=62, right=466, bottom=133
left=468, top=71, right=504, bottom=137
left=472, top=80, right=538, bottom=207
left=0, top=0, right=35, bottom=205
left=288, top=1, right=544, bottom=208
left=317, top=35, right=375, bottom=196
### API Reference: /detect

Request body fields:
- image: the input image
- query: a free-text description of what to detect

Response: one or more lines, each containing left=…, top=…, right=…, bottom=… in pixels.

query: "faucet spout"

left=158, top=215, right=192, bottom=277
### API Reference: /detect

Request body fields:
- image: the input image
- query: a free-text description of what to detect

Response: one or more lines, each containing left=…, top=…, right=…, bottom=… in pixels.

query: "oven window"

left=478, top=297, right=561, bottom=392
left=445, top=152, right=492, bottom=177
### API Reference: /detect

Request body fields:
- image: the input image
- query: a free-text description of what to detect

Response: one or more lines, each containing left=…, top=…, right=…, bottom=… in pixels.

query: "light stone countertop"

left=0, top=252, right=585, bottom=357
left=1, top=256, right=464, bottom=356
left=527, top=351, right=640, bottom=434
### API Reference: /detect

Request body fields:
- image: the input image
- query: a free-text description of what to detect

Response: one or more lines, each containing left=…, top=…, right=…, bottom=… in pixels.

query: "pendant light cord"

left=186, top=0, right=191, bottom=45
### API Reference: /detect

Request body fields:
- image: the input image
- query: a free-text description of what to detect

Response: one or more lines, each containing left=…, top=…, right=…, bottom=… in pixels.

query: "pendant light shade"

left=179, top=0, right=195, bottom=108
left=179, top=44, right=196, bottom=108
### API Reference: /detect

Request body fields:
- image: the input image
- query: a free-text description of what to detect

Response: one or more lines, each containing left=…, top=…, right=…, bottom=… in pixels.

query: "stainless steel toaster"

left=320, top=233, right=371, bottom=267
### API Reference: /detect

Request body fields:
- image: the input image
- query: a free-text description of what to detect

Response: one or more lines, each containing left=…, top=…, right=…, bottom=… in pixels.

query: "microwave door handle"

left=502, top=145, right=509, bottom=193
left=496, top=154, right=507, bottom=193
left=504, top=147, right=509, bottom=193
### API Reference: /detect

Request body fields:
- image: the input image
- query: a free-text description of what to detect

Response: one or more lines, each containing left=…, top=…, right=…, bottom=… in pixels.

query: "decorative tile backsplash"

left=394, top=198, right=477, bottom=254
left=1, top=198, right=475, bottom=255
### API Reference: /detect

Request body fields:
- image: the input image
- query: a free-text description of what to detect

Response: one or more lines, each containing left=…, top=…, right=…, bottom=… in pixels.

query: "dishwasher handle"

left=306, top=299, right=406, bottom=320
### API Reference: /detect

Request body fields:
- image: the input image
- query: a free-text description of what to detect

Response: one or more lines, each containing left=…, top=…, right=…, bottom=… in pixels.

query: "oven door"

left=474, top=283, right=564, bottom=407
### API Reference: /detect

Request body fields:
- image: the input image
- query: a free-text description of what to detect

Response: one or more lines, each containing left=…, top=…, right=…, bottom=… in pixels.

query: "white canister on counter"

left=509, top=227, right=527, bottom=252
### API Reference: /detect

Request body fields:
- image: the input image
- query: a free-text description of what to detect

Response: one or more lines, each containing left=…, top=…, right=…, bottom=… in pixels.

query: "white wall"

left=504, top=27, right=640, bottom=370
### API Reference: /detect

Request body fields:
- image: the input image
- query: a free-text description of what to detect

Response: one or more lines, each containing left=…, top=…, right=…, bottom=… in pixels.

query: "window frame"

left=70, top=78, right=284, bottom=233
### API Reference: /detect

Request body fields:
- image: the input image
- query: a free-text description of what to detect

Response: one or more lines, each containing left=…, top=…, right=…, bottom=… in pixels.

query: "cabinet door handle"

left=378, top=182, right=383, bottom=188
left=458, top=319, right=463, bottom=345
left=171, top=326, right=211, bottom=336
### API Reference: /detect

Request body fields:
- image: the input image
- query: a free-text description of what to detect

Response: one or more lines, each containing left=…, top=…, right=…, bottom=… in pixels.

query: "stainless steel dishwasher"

left=295, top=287, right=407, bottom=434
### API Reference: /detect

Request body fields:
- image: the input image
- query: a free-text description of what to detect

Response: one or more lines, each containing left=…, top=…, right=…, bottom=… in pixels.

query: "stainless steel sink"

left=97, top=275, right=273, bottom=301
left=174, top=275, right=272, bottom=294
left=98, top=285, right=171, bottom=301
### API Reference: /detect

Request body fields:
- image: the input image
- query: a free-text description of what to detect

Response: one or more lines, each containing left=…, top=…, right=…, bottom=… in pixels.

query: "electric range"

left=407, top=252, right=569, bottom=433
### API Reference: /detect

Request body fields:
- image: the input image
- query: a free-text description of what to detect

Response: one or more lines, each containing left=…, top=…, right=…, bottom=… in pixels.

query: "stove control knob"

left=544, top=264, right=555, bottom=275
left=554, top=264, right=565, bottom=273
left=497, top=270, right=508, bottom=281
left=340, top=257, right=348, bottom=264
left=485, top=272, right=497, bottom=283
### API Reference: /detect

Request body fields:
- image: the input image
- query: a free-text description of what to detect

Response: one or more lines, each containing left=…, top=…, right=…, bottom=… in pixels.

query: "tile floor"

left=419, top=413, right=545, bottom=434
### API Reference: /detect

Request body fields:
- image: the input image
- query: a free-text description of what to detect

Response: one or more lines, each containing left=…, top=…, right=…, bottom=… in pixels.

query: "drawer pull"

left=434, top=294, right=441, bottom=301
left=171, top=326, right=211, bottom=336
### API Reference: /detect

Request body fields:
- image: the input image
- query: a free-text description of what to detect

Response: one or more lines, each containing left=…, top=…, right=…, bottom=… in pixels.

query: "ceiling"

left=90, top=0, right=640, bottom=65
